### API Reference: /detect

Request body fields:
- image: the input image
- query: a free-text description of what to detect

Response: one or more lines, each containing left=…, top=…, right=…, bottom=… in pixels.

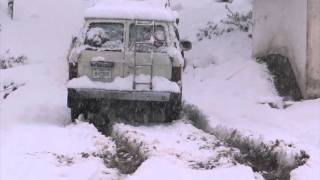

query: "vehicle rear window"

left=85, top=23, right=124, bottom=51
left=129, top=23, right=167, bottom=52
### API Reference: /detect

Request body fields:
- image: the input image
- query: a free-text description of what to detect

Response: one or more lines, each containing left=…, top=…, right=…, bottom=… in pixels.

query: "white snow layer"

left=113, top=121, right=239, bottom=167
left=85, top=0, right=177, bottom=22
left=0, top=0, right=119, bottom=179
left=67, top=75, right=180, bottom=93
left=114, top=120, right=262, bottom=180
left=127, top=157, right=257, bottom=180
left=179, top=0, right=320, bottom=179
left=0, top=122, right=118, bottom=180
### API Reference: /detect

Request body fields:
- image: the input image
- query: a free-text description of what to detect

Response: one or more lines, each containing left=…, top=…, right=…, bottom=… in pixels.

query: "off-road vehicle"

left=67, top=1, right=191, bottom=125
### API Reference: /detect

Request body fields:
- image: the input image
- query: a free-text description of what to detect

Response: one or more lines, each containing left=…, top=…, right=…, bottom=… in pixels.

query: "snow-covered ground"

left=178, top=0, right=320, bottom=179
left=0, top=0, right=121, bottom=179
left=113, top=120, right=264, bottom=180
left=1, top=0, right=319, bottom=179
left=113, top=121, right=239, bottom=167
left=0, top=123, right=119, bottom=180
left=128, top=157, right=259, bottom=180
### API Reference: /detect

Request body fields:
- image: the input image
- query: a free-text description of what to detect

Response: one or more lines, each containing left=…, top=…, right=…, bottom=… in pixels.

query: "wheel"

left=69, top=98, right=91, bottom=122
left=71, top=108, right=81, bottom=122
left=165, top=99, right=182, bottom=122
left=88, top=107, right=111, bottom=135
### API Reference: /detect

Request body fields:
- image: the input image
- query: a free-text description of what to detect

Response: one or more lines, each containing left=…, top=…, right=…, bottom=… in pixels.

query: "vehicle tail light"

left=171, top=66, right=181, bottom=82
left=69, top=63, right=78, bottom=80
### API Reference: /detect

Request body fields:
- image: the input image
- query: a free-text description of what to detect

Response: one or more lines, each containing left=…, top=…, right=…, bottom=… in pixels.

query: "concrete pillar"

left=306, top=0, right=320, bottom=98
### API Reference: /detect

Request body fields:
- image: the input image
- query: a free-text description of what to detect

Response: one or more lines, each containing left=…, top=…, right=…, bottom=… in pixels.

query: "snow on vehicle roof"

left=84, top=0, right=177, bottom=22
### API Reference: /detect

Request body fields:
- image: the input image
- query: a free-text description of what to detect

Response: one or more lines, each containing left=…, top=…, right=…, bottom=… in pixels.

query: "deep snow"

left=113, top=121, right=240, bottom=167
left=0, top=0, right=122, bottom=179
left=0, top=0, right=319, bottom=179
left=178, top=0, right=320, bottom=179
left=0, top=123, right=119, bottom=180
left=127, top=157, right=260, bottom=180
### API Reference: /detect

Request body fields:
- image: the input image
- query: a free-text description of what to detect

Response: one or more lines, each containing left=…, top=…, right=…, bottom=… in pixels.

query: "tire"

left=88, top=107, right=111, bottom=135
left=69, top=97, right=91, bottom=122
left=165, top=99, right=182, bottom=122
left=71, top=108, right=81, bottom=122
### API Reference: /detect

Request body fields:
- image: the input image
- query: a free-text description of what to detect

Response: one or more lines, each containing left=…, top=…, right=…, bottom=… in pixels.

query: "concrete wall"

left=306, top=0, right=320, bottom=98
left=252, top=0, right=309, bottom=97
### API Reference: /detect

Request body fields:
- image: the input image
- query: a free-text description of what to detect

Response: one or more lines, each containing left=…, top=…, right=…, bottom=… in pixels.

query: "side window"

left=85, top=23, right=124, bottom=51
left=129, top=24, right=167, bottom=52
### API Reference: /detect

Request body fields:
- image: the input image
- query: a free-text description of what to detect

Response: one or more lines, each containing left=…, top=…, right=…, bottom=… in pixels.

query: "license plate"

left=92, top=67, right=112, bottom=80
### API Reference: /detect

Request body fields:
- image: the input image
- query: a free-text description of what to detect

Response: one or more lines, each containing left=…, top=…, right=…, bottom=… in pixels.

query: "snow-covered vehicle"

left=67, top=1, right=191, bottom=124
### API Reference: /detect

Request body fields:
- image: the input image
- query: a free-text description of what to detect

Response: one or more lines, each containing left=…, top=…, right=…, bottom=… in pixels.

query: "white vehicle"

left=67, top=1, right=191, bottom=125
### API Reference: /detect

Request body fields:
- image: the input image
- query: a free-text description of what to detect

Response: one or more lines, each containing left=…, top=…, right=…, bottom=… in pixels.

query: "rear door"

left=126, top=21, right=172, bottom=79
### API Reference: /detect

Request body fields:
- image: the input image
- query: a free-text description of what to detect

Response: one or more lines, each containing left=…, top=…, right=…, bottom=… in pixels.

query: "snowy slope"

left=176, top=0, right=320, bottom=179
left=0, top=0, right=87, bottom=60
left=0, top=0, right=88, bottom=127
left=0, top=0, right=121, bottom=179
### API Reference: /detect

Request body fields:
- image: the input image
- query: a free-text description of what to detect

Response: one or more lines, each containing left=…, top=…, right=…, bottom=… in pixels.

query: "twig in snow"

left=225, top=62, right=251, bottom=80
left=1, top=82, right=26, bottom=99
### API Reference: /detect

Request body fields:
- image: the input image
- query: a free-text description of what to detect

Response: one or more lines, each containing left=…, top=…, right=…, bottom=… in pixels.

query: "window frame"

left=84, top=21, right=125, bottom=52
left=128, top=22, right=169, bottom=53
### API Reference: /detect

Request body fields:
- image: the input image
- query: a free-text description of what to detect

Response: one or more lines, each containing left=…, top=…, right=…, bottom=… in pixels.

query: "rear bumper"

left=67, top=88, right=181, bottom=108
